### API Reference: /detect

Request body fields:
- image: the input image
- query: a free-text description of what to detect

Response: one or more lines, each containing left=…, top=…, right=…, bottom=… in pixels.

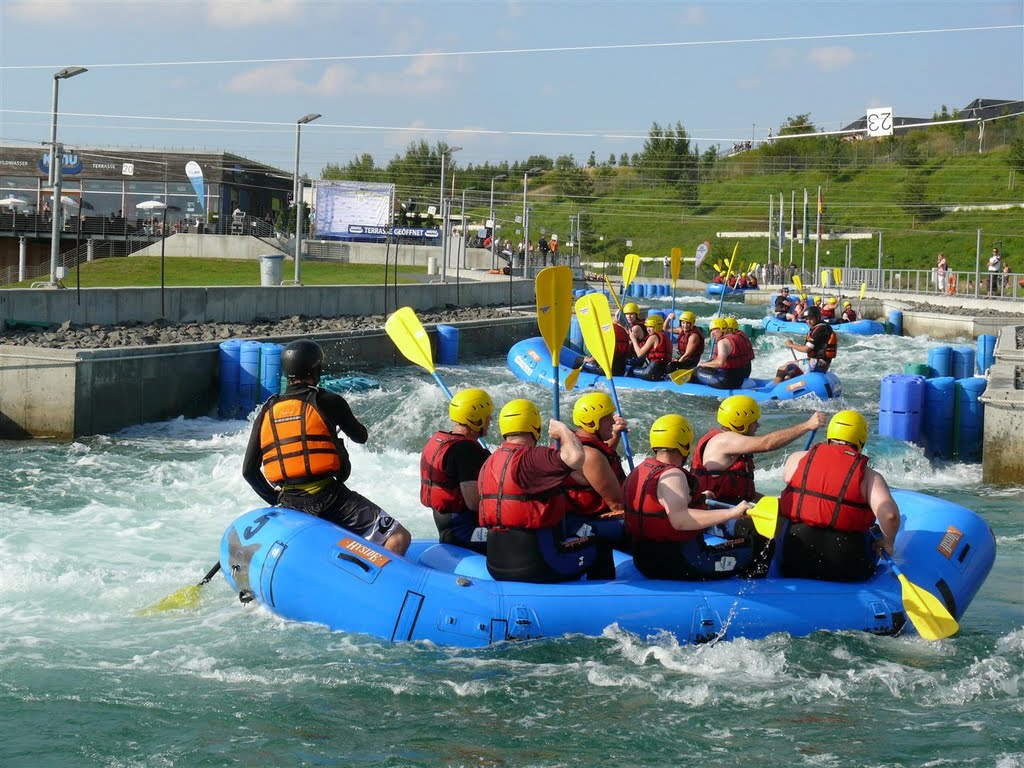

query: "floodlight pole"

left=48, top=66, right=87, bottom=287
left=439, top=146, right=462, bottom=281
left=292, top=113, right=321, bottom=286
left=489, top=173, right=506, bottom=270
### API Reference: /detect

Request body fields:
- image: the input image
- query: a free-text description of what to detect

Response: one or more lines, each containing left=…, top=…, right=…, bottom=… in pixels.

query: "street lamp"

left=489, top=173, right=507, bottom=270
left=292, top=112, right=321, bottom=285
left=522, top=166, right=542, bottom=276
left=439, top=146, right=462, bottom=281
left=48, top=66, right=87, bottom=287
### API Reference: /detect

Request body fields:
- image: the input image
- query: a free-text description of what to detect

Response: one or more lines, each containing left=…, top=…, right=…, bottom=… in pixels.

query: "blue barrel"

left=928, top=346, right=952, bottom=378
left=238, top=340, right=262, bottom=417
left=878, top=374, right=925, bottom=443
left=660, top=284, right=670, bottom=297
left=573, top=289, right=586, bottom=299
left=259, top=343, right=283, bottom=402
left=977, top=334, right=996, bottom=375
left=888, top=309, right=903, bottom=337
left=645, top=284, right=656, bottom=298
left=953, top=377, right=987, bottom=461
left=437, top=324, right=459, bottom=365
left=218, top=339, right=243, bottom=419
left=951, top=346, right=975, bottom=380
left=647, top=309, right=665, bottom=320
left=921, top=376, right=955, bottom=459
left=569, top=315, right=583, bottom=352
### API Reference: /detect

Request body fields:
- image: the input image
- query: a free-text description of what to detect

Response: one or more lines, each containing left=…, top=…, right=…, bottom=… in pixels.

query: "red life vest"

left=690, top=428, right=756, bottom=503
left=821, top=304, right=836, bottom=319
left=842, top=308, right=857, bottom=322
left=676, top=326, right=705, bottom=362
left=259, top=389, right=341, bottom=484
left=646, top=330, right=672, bottom=363
left=613, top=322, right=631, bottom=359
left=780, top=443, right=874, bottom=532
left=565, top=432, right=627, bottom=516
left=478, top=444, right=565, bottom=530
left=730, top=331, right=755, bottom=364
left=629, top=318, right=648, bottom=343
left=419, top=431, right=486, bottom=515
left=624, top=458, right=700, bottom=542
left=807, top=325, right=838, bottom=360
left=718, top=336, right=748, bottom=370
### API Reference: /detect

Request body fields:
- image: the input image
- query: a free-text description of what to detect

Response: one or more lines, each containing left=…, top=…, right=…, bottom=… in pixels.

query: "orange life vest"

left=807, top=325, right=838, bottom=360
left=478, top=444, right=565, bottom=530
left=259, top=389, right=341, bottom=485
left=565, top=432, right=627, bottom=517
left=624, top=458, right=701, bottom=543
left=780, top=443, right=874, bottom=532
left=690, top=428, right=756, bottom=504
left=420, top=431, right=486, bottom=515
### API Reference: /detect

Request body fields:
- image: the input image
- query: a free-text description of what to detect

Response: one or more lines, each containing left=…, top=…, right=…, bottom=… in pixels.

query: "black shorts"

left=778, top=522, right=876, bottom=582
left=279, top=481, right=399, bottom=545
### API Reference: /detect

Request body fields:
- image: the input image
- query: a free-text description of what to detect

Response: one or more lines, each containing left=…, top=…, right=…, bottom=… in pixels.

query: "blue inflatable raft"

left=508, top=337, right=841, bottom=403
left=706, top=283, right=759, bottom=298
left=219, top=489, right=994, bottom=647
left=762, top=315, right=887, bottom=336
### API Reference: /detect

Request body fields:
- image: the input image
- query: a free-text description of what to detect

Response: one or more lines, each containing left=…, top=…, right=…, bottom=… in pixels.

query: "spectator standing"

left=936, top=252, right=948, bottom=292
left=987, top=248, right=1001, bottom=294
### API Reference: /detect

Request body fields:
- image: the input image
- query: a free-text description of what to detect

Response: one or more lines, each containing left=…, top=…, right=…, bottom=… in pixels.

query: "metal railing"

left=790, top=266, right=1021, bottom=302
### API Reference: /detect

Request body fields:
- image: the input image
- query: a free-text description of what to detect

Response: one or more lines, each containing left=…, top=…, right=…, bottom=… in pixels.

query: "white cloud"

left=204, top=0, right=305, bottom=26
left=683, top=5, right=708, bottom=25
left=808, top=46, right=856, bottom=73
left=224, top=62, right=356, bottom=96
left=6, top=0, right=80, bottom=19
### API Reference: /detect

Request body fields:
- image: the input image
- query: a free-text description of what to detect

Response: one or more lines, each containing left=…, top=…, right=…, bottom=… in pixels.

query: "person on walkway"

left=420, top=388, right=493, bottom=552
left=694, top=318, right=751, bottom=390
left=242, top=339, right=411, bottom=555
left=565, top=392, right=630, bottom=548
left=478, top=399, right=614, bottom=582
left=691, top=395, right=826, bottom=505
left=772, top=305, right=837, bottom=384
left=627, top=314, right=672, bottom=381
left=624, top=414, right=755, bottom=580
left=987, top=247, right=1002, bottom=294
left=936, top=252, right=948, bottom=292
left=777, top=410, right=900, bottom=582
left=666, top=310, right=705, bottom=371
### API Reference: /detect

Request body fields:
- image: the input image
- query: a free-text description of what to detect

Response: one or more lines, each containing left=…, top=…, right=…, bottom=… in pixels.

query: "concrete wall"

left=132, top=234, right=290, bottom=260
left=980, top=325, right=1024, bottom=485
left=0, top=315, right=538, bottom=440
left=0, top=279, right=538, bottom=326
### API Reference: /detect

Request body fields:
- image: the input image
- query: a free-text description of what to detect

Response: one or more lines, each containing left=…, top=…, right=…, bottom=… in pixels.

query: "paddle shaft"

left=803, top=429, right=818, bottom=450
left=607, top=379, right=634, bottom=470
left=199, top=562, right=222, bottom=586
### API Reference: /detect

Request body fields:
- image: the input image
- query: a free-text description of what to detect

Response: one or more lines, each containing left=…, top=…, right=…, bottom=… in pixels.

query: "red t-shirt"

left=512, top=446, right=572, bottom=494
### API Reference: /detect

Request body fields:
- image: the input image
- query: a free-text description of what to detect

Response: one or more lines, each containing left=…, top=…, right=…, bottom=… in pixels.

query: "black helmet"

left=281, top=339, right=324, bottom=378
left=802, top=305, right=821, bottom=320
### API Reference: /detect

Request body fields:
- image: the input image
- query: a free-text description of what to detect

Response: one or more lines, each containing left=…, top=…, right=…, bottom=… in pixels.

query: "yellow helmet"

left=573, top=392, right=616, bottom=434
left=827, top=410, right=868, bottom=450
left=829, top=296, right=838, bottom=305
left=499, top=399, right=541, bottom=439
left=650, top=414, right=693, bottom=458
left=724, top=316, right=739, bottom=331
left=717, top=395, right=761, bottom=434
left=449, top=387, right=493, bottom=432
left=645, top=315, right=664, bottom=330
left=679, top=310, right=696, bottom=324
left=709, top=317, right=729, bottom=331
left=623, top=302, right=640, bottom=315
left=843, top=301, right=852, bottom=308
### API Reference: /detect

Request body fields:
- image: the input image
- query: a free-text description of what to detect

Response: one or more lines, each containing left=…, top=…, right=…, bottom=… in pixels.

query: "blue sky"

left=1, top=0, right=1021, bottom=177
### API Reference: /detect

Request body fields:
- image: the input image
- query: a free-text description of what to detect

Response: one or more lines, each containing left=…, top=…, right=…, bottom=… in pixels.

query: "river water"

left=2, top=295, right=1022, bottom=767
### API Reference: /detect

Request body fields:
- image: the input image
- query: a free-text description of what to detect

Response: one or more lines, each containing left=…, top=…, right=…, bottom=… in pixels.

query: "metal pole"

left=47, top=67, right=88, bottom=286
left=439, top=146, right=462, bottom=283
left=767, top=195, right=773, bottom=266
left=160, top=204, right=167, bottom=317
left=814, top=185, right=821, bottom=282
left=523, top=171, right=529, bottom=278
left=801, top=188, right=807, bottom=278
left=877, top=232, right=883, bottom=290
left=490, top=174, right=506, bottom=270
left=974, top=229, right=981, bottom=298
left=292, top=113, right=321, bottom=286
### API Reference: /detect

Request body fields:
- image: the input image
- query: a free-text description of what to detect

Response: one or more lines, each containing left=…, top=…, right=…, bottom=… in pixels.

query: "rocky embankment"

left=1, top=307, right=518, bottom=350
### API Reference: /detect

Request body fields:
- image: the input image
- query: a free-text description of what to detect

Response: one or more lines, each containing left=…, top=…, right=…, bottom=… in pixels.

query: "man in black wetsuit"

left=772, top=306, right=838, bottom=384
left=242, top=339, right=411, bottom=555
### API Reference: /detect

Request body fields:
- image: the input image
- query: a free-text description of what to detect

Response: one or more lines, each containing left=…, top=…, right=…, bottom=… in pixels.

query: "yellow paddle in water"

left=878, top=549, right=960, bottom=640
left=385, top=306, right=455, bottom=399
left=668, top=367, right=695, bottom=385
left=536, top=266, right=574, bottom=419
left=707, top=496, right=779, bottom=539
left=139, top=562, right=222, bottom=614
left=574, top=292, right=634, bottom=469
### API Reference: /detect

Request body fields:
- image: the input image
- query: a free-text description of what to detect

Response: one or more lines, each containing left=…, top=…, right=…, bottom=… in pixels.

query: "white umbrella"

left=0, top=196, right=29, bottom=209
left=60, top=195, right=80, bottom=209
left=136, top=200, right=167, bottom=211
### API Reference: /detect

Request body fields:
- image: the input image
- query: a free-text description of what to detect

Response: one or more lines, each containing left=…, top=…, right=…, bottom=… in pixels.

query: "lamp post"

left=48, top=66, right=87, bottom=287
left=489, top=173, right=507, bottom=270
left=439, top=146, right=462, bottom=281
left=522, top=166, right=542, bottom=277
left=292, top=112, right=321, bottom=286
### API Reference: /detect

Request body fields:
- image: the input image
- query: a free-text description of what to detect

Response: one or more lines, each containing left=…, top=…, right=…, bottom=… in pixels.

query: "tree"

left=587, top=151, right=597, bottom=168
left=619, top=153, right=630, bottom=167
left=636, top=121, right=699, bottom=205
left=607, top=153, right=616, bottom=167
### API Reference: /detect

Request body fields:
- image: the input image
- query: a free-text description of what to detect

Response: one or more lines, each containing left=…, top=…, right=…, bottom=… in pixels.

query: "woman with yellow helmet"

left=665, top=310, right=705, bottom=372
left=693, top=317, right=750, bottom=389
left=626, top=313, right=672, bottom=381
left=777, top=410, right=901, bottom=582
left=623, top=414, right=755, bottom=580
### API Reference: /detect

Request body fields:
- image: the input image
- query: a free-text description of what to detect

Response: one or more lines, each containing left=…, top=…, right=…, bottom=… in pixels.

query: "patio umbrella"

left=136, top=200, right=167, bottom=212
left=0, top=196, right=29, bottom=209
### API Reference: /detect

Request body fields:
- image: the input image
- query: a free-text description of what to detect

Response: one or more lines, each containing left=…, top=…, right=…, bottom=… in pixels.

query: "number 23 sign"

left=866, top=107, right=894, bottom=137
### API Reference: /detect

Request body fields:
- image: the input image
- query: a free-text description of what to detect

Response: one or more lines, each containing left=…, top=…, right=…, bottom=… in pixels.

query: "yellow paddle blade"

left=669, top=367, right=694, bottom=385
left=793, top=275, right=803, bottom=292
left=833, top=267, right=842, bottom=285
left=860, top=282, right=867, bottom=300
left=898, top=573, right=961, bottom=640
left=535, top=266, right=574, bottom=360
left=713, top=261, right=722, bottom=272
left=385, top=306, right=435, bottom=374
left=622, top=253, right=641, bottom=289
left=723, top=242, right=740, bottom=280
left=748, top=262, right=759, bottom=275
left=603, top=274, right=624, bottom=312
left=747, top=496, right=779, bottom=539
left=574, top=293, right=616, bottom=379
left=137, top=584, right=202, bottom=615
left=670, top=247, right=682, bottom=282
left=821, top=270, right=829, bottom=287
left=564, top=365, right=583, bottom=391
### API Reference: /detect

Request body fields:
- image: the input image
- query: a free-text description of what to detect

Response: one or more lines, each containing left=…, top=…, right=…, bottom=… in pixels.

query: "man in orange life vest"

left=773, top=305, right=838, bottom=384
left=478, top=399, right=614, bottom=582
left=691, top=395, right=826, bottom=505
left=665, top=310, right=704, bottom=372
left=242, top=339, right=411, bottom=555
left=624, top=414, right=754, bottom=580
left=627, top=314, right=672, bottom=381
left=694, top=317, right=752, bottom=389
left=565, top=392, right=629, bottom=548
left=420, top=387, right=493, bottom=552
left=778, top=410, right=900, bottom=582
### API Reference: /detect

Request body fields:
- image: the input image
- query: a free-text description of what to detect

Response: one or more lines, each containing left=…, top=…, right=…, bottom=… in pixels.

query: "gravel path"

left=0, top=306, right=519, bottom=350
